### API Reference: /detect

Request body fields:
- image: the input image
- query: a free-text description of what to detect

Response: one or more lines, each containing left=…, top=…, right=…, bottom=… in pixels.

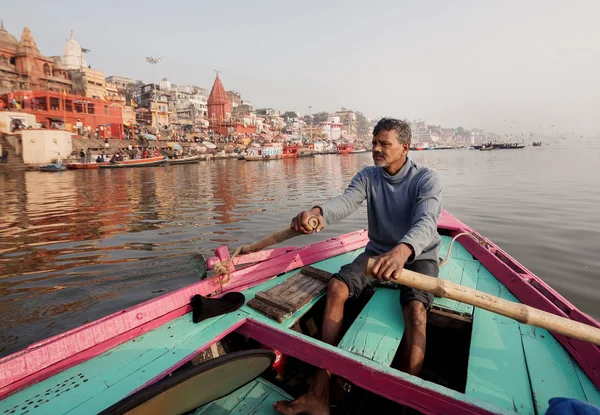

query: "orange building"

left=0, top=23, right=71, bottom=94
left=207, top=74, right=231, bottom=122
left=207, top=74, right=255, bottom=135
left=5, top=90, right=124, bottom=138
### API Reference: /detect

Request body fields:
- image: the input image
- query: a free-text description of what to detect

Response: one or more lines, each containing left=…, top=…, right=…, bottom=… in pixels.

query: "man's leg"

left=401, top=300, right=428, bottom=376
left=400, top=259, right=438, bottom=377
left=274, top=251, right=375, bottom=415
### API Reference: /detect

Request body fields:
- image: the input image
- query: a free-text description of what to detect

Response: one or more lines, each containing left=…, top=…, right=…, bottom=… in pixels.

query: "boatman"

left=275, top=118, right=443, bottom=415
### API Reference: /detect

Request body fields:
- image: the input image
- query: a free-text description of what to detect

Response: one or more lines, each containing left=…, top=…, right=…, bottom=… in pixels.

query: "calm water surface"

left=1, top=142, right=599, bottom=357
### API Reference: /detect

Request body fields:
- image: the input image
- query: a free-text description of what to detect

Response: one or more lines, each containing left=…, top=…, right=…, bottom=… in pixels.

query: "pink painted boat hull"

left=1, top=212, right=598, bottom=412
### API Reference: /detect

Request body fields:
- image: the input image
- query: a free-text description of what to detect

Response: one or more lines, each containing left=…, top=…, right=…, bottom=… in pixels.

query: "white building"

left=62, top=31, right=87, bottom=70
left=320, top=116, right=343, bottom=141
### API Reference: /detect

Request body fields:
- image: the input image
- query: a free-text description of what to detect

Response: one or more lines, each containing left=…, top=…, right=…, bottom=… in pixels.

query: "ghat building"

left=0, top=22, right=125, bottom=138
left=0, top=21, right=71, bottom=94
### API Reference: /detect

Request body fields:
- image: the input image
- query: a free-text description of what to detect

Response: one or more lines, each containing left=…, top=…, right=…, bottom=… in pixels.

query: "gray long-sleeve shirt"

left=319, top=158, right=442, bottom=263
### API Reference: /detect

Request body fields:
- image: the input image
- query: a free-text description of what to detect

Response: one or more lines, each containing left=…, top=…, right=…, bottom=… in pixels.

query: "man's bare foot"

left=273, top=369, right=330, bottom=415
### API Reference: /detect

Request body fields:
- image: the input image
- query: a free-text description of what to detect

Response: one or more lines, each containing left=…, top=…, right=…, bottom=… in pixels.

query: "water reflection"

left=1, top=145, right=599, bottom=357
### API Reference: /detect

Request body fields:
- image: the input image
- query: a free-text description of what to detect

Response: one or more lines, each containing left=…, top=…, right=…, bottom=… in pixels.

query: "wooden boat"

left=0, top=211, right=598, bottom=414
left=480, top=146, right=493, bottom=151
left=65, top=162, right=102, bottom=170
left=350, top=148, right=368, bottom=154
left=337, top=143, right=354, bottom=154
left=39, top=163, right=65, bottom=172
left=167, top=155, right=201, bottom=165
left=281, top=146, right=299, bottom=159
left=98, top=156, right=167, bottom=168
left=244, top=145, right=283, bottom=161
left=533, top=142, right=542, bottom=147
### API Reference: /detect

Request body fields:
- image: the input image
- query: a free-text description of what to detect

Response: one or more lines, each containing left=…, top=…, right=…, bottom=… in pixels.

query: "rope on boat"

left=438, top=232, right=478, bottom=267
left=212, top=245, right=243, bottom=291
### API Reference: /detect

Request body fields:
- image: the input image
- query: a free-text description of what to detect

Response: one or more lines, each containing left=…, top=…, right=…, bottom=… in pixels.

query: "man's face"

left=372, top=130, right=409, bottom=168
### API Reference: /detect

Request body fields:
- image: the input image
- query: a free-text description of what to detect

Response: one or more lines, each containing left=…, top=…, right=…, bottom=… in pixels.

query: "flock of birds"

left=500, top=120, right=590, bottom=144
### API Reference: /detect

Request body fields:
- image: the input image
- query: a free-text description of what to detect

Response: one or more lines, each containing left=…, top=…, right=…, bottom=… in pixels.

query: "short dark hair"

left=373, top=118, right=411, bottom=145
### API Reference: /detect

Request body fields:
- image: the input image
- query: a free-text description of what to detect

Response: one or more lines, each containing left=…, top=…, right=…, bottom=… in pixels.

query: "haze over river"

left=1, top=142, right=599, bottom=357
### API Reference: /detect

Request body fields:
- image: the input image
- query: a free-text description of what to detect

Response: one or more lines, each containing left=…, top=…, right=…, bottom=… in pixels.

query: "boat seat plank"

left=193, top=377, right=292, bottom=414
left=241, top=249, right=365, bottom=328
left=0, top=311, right=247, bottom=415
left=338, top=288, right=405, bottom=366
left=465, top=269, right=535, bottom=414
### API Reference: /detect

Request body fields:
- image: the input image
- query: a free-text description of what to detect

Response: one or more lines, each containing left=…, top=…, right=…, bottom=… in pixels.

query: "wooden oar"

left=365, top=258, right=600, bottom=346
left=236, top=216, right=320, bottom=255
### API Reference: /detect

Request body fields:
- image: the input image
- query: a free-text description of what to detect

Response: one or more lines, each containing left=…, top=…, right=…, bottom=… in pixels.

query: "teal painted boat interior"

left=1, top=236, right=598, bottom=415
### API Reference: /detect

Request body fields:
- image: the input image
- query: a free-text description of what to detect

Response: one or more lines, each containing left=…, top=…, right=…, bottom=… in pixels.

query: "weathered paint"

left=238, top=319, right=510, bottom=415
left=338, top=288, right=405, bottom=365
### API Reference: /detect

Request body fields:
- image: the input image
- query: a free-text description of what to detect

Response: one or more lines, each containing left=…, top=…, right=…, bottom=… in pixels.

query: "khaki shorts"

left=333, top=250, right=439, bottom=309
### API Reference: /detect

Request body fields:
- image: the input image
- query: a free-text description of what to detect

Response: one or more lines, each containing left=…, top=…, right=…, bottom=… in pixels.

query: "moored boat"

left=480, top=146, right=493, bottom=151
left=337, top=143, right=355, bottom=154
left=39, top=163, right=65, bottom=172
left=281, top=145, right=299, bottom=159
left=244, top=145, right=283, bottom=161
left=350, top=148, right=368, bottom=153
left=533, top=141, right=542, bottom=147
left=65, top=162, right=102, bottom=170
left=167, top=155, right=201, bottom=165
left=98, top=156, right=167, bottom=168
left=1, top=211, right=598, bottom=414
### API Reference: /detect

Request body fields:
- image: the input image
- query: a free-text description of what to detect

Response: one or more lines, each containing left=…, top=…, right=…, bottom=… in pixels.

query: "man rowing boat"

left=275, top=118, right=443, bottom=415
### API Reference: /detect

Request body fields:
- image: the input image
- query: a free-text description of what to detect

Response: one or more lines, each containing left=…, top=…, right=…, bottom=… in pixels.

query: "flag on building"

left=131, top=98, right=137, bottom=107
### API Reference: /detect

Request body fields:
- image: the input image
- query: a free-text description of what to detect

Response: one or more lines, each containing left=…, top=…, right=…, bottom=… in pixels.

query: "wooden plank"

left=466, top=269, right=535, bottom=414
left=300, top=265, right=334, bottom=282
left=193, top=378, right=292, bottom=414
left=338, top=288, right=405, bottom=366
left=241, top=249, right=365, bottom=328
left=519, top=325, right=587, bottom=414
left=248, top=268, right=331, bottom=323
left=255, top=292, right=296, bottom=313
left=455, top=260, right=482, bottom=315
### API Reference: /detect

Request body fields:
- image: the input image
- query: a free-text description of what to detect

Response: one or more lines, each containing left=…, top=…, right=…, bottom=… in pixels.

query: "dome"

left=62, top=31, right=87, bottom=70
left=0, top=20, right=19, bottom=52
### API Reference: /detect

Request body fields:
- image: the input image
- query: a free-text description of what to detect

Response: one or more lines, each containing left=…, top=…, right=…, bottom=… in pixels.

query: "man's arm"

left=399, top=170, right=443, bottom=262
left=291, top=169, right=369, bottom=234
left=317, top=169, right=369, bottom=226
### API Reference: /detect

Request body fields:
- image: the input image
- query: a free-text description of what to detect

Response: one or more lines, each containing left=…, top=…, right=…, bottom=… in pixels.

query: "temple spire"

left=1, top=19, right=4, bottom=31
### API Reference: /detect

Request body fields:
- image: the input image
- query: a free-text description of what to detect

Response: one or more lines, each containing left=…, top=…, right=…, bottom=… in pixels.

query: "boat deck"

left=1, top=237, right=599, bottom=414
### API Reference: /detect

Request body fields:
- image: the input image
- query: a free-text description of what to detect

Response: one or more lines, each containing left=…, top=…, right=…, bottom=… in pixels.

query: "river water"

left=1, top=142, right=599, bottom=357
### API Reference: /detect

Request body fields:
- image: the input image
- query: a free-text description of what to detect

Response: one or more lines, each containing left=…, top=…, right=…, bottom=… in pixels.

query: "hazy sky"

left=2, top=0, right=599, bottom=135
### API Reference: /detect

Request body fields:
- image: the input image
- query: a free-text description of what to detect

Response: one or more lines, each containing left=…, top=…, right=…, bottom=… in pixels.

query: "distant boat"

left=532, top=141, right=542, bottom=147
left=337, top=144, right=354, bottom=154
left=168, top=155, right=201, bottom=165
left=480, top=146, right=493, bottom=151
left=414, top=142, right=429, bottom=151
left=350, top=148, right=367, bottom=154
left=99, top=156, right=167, bottom=168
left=39, top=163, right=65, bottom=172
left=65, top=162, right=102, bottom=170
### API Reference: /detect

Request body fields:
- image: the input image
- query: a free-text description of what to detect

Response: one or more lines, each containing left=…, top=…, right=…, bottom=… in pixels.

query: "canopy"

left=202, top=141, right=216, bottom=149
left=173, top=143, right=183, bottom=151
left=143, top=134, right=157, bottom=141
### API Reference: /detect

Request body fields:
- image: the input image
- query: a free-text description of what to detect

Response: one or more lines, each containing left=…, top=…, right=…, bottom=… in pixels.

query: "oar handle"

left=364, top=258, right=600, bottom=346
left=239, top=216, right=319, bottom=254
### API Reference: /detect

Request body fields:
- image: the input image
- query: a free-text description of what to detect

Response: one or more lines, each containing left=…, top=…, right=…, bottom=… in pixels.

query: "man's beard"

left=373, top=154, right=387, bottom=167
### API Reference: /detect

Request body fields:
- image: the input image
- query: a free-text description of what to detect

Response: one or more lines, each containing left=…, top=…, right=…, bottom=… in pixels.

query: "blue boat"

left=39, top=163, right=66, bottom=172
